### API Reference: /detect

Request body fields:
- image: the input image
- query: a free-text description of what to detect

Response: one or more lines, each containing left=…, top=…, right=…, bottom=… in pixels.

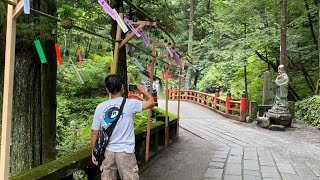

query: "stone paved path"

left=142, top=100, right=320, bottom=180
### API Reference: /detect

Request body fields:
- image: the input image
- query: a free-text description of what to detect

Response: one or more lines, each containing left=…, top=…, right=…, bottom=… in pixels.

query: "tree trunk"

left=40, top=0, right=57, bottom=163
left=111, top=1, right=128, bottom=97
left=186, top=0, right=195, bottom=89
left=280, top=0, right=287, bottom=66
left=9, top=0, right=57, bottom=175
left=304, top=0, right=317, bottom=47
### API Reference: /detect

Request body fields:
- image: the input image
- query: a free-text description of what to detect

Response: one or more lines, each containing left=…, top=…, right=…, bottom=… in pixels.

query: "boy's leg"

left=101, top=151, right=118, bottom=180
left=115, top=152, right=139, bottom=180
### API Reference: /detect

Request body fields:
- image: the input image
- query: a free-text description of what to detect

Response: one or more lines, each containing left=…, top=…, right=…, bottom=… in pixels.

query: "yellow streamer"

left=109, top=59, right=114, bottom=73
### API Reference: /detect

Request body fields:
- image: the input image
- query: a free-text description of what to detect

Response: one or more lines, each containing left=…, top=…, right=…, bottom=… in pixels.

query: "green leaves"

left=295, top=96, right=320, bottom=128
left=57, top=5, right=85, bottom=20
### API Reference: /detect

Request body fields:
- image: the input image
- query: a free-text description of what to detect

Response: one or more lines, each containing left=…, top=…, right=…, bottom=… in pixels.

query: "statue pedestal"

left=266, top=112, right=292, bottom=126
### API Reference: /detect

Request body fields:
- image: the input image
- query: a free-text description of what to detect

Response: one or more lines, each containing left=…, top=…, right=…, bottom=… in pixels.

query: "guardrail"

left=169, top=89, right=247, bottom=122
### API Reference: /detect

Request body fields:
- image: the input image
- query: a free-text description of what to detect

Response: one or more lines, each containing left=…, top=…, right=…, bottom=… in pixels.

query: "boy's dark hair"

left=105, top=74, right=123, bottom=94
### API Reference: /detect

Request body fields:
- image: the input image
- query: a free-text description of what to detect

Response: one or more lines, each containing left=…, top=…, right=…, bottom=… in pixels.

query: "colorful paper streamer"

left=124, top=18, right=141, bottom=37
left=113, top=9, right=128, bottom=33
left=77, top=48, right=83, bottom=69
left=24, top=0, right=30, bottom=14
left=165, top=45, right=173, bottom=57
left=55, top=44, right=63, bottom=65
left=149, top=66, right=153, bottom=77
left=68, top=57, right=84, bottom=84
left=98, top=0, right=117, bottom=20
left=179, top=58, right=183, bottom=68
left=132, top=57, right=145, bottom=71
left=109, top=59, right=114, bottom=73
left=172, top=50, right=180, bottom=64
left=137, top=28, right=150, bottom=47
left=34, top=40, right=47, bottom=64
left=164, top=71, right=169, bottom=81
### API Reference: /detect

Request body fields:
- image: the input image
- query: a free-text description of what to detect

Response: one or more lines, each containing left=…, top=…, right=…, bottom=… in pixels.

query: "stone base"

left=268, top=124, right=285, bottom=131
left=257, top=117, right=271, bottom=128
left=266, top=112, right=292, bottom=127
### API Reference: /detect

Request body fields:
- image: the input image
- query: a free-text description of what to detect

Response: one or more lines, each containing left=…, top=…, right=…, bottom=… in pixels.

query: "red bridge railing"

left=169, top=89, right=247, bottom=122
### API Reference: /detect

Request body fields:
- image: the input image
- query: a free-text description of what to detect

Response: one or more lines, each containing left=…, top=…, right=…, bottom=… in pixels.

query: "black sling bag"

left=93, top=98, right=126, bottom=163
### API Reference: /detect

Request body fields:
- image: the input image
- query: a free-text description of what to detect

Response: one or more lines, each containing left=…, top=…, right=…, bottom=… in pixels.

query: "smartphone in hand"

left=129, top=84, right=138, bottom=92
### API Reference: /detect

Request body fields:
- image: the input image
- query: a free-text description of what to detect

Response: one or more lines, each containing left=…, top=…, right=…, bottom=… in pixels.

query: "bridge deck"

left=141, top=100, right=320, bottom=180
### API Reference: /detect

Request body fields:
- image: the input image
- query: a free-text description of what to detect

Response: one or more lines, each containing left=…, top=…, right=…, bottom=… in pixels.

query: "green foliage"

left=127, top=58, right=142, bottom=85
left=134, top=110, right=154, bottom=128
left=56, top=96, right=107, bottom=156
left=57, top=5, right=85, bottom=20
left=57, top=54, right=110, bottom=97
left=56, top=54, right=111, bottom=156
left=295, top=96, right=320, bottom=128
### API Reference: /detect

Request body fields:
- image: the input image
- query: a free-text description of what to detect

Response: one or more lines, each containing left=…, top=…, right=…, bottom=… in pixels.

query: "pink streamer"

left=98, top=0, right=117, bottom=20
left=179, top=58, right=183, bottom=68
left=124, top=18, right=141, bottom=37
left=164, top=71, right=169, bottom=81
left=149, top=66, right=153, bottom=77
left=137, top=28, right=150, bottom=47
left=77, top=48, right=83, bottom=69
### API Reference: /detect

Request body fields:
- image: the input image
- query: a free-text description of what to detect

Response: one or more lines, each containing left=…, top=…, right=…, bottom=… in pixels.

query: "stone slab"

left=230, top=148, right=243, bottom=156
left=276, top=163, right=296, bottom=174
left=208, top=162, right=225, bottom=169
left=212, top=157, right=227, bottom=163
left=243, top=170, right=260, bottom=176
left=261, top=166, right=281, bottom=179
left=227, top=155, right=242, bottom=164
left=280, top=173, right=300, bottom=180
left=259, top=157, right=276, bottom=166
left=223, top=175, right=242, bottom=180
left=204, top=168, right=223, bottom=178
left=213, top=153, right=228, bottom=159
left=244, top=160, right=259, bottom=171
left=243, top=175, right=262, bottom=180
left=244, top=151, right=258, bottom=160
left=225, top=163, right=242, bottom=176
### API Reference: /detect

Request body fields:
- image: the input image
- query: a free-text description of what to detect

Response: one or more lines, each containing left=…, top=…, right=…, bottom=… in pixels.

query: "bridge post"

left=173, top=87, right=177, bottom=100
left=214, top=88, right=220, bottom=110
left=240, top=91, right=247, bottom=122
left=226, top=90, right=231, bottom=116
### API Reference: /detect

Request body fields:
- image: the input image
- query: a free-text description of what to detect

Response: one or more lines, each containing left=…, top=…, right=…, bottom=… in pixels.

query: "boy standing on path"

left=91, top=74, right=155, bottom=180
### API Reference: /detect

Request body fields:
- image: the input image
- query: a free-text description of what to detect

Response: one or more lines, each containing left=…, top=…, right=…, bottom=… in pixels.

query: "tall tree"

left=110, top=0, right=128, bottom=97
left=0, top=0, right=57, bottom=175
left=280, top=0, right=287, bottom=66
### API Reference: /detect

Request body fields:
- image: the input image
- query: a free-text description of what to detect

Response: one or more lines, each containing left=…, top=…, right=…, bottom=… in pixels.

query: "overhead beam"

left=12, top=0, right=23, bottom=19
left=119, top=24, right=145, bottom=48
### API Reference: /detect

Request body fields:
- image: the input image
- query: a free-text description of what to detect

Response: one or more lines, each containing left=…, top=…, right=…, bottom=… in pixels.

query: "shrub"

left=294, top=96, right=320, bottom=128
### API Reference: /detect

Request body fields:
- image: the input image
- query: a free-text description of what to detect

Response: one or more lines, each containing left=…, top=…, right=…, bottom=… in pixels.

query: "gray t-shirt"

left=92, top=97, right=143, bottom=153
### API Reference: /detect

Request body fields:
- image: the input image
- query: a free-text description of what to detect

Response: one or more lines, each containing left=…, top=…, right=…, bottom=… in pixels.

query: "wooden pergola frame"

left=0, top=1, right=184, bottom=178
left=0, top=0, right=24, bottom=179
left=112, top=14, right=157, bottom=74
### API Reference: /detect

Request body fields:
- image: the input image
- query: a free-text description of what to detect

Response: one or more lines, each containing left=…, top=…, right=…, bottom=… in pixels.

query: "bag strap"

left=105, top=98, right=126, bottom=138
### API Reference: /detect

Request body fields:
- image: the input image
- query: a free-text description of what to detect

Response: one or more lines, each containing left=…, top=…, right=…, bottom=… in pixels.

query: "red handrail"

left=169, top=89, right=247, bottom=122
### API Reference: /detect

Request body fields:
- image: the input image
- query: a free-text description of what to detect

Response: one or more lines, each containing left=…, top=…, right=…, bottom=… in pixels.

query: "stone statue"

left=270, top=65, right=290, bottom=114
left=266, top=65, right=292, bottom=126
